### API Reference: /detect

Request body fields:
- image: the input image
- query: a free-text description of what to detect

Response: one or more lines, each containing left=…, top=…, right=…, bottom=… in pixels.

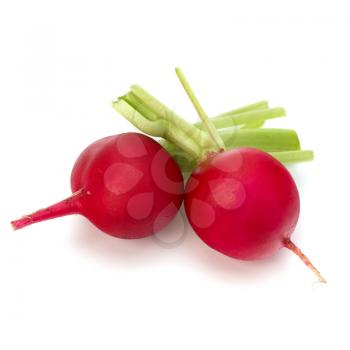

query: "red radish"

left=185, top=148, right=325, bottom=282
left=167, top=67, right=325, bottom=282
left=11, top=132, right=184, bottom=238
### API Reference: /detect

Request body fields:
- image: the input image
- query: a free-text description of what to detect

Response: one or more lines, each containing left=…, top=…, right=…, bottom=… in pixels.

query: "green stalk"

left=161, top=146, right=314, bottom=173
left=114, top=85, right=276, bottom=151
left=113, top=99, right=168, bottom=136
left=175, top=67, right=225, bottom=150
left=196, top=107, right=286, bottom=129
left=120, top=93, right=159, bottom=121
left=130, top=85, right=217, bottom=150
left=207, top=101, right=270, bottom=129
left=160, top=128, right=303, bottom=172
left=270, top=150, right=314, bottom=163
left=219, top=128, right=300, bottom=152
left=216, top=100, right=269, bottom=114
left=112, top=76, right=313, bottom=174
left=242, top=120, right=265, bottom=129
left=113, top=99, right=203, bottom=158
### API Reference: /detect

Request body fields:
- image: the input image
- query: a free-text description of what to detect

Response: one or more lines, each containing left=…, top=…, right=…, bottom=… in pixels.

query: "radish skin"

left=11, top=133, right=184, bottom=238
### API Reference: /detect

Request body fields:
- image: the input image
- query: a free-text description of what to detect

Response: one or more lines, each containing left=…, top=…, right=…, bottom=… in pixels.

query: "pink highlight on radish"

left=210, top=149, right=243, bottom=173
left=116, top=133, right=147, bottom=158
left=103, top=163, right=144, bottom=195
left=151, top=148, right=185, bottom=195
left=190, top=199, right=215, bottom=229
left=127, top=192, right=154, bottom=220
left=209, top=178, right=246, bottom=210
left=152, top=202, right=179, bottom=233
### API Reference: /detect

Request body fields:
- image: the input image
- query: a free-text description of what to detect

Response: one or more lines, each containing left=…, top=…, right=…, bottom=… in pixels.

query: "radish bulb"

left=174, top=68, right=325, bottom=282
left=11, top=133, right=184, bottom=238
left=184, top=147, right=325, bottom=282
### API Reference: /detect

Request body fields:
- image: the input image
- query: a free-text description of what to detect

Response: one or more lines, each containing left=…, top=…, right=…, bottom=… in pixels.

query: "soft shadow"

left=70, top=208, right=291, bottom=283
left=70, top=217, right=162, bottom=266
left=181, top=224, right=291, bottom=283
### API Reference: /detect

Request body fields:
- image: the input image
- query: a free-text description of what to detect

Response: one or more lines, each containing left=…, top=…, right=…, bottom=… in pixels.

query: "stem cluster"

left=112, top=68, right=314, bottom=172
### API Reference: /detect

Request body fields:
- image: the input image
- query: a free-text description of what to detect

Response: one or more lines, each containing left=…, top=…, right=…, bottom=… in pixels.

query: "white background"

left=1, top=1, right=349, bottom=349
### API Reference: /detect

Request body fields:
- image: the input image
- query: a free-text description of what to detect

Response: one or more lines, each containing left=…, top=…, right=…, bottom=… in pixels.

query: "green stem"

left=161, top=128, right=304, bottom=172
left=112, top=99, right=203, bottom=158
left=112, top=81, right=312, bottom=173
left=120, top=93, right=159, bottom=121
left=270, top=150, right=314, bottom=163
left=242, top=120, right=266, bottom=129
left=216, top=100, right=269, bottom=114
left=202, top=100, right=269, bottom=129
left=162, top=145, right=314, bottom=173
left=113, top=99, right=168, bottom=136
left=114, top=84, right=276, bottom=155
left=220, top=128, right=300, bottom=152
left=175, top=67, right=225, bottom=150
left=203, top=100, right=270, bottom=129
left=196, top=107, right=286, bottom=129
left=130, top=85, right=216, bottom=150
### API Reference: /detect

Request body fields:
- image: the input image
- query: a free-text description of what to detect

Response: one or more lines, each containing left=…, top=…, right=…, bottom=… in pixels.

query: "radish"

left=114, top=68, right=325, bottom=282
left=184, top=147, right=324, bottom=282
left=11, top=133, right=184, bottom=238
left=174, top=68, right=326, bottom=282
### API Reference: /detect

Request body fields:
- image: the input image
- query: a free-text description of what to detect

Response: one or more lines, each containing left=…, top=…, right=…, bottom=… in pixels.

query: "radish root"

left=284, top=239, right=326, bottom=283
